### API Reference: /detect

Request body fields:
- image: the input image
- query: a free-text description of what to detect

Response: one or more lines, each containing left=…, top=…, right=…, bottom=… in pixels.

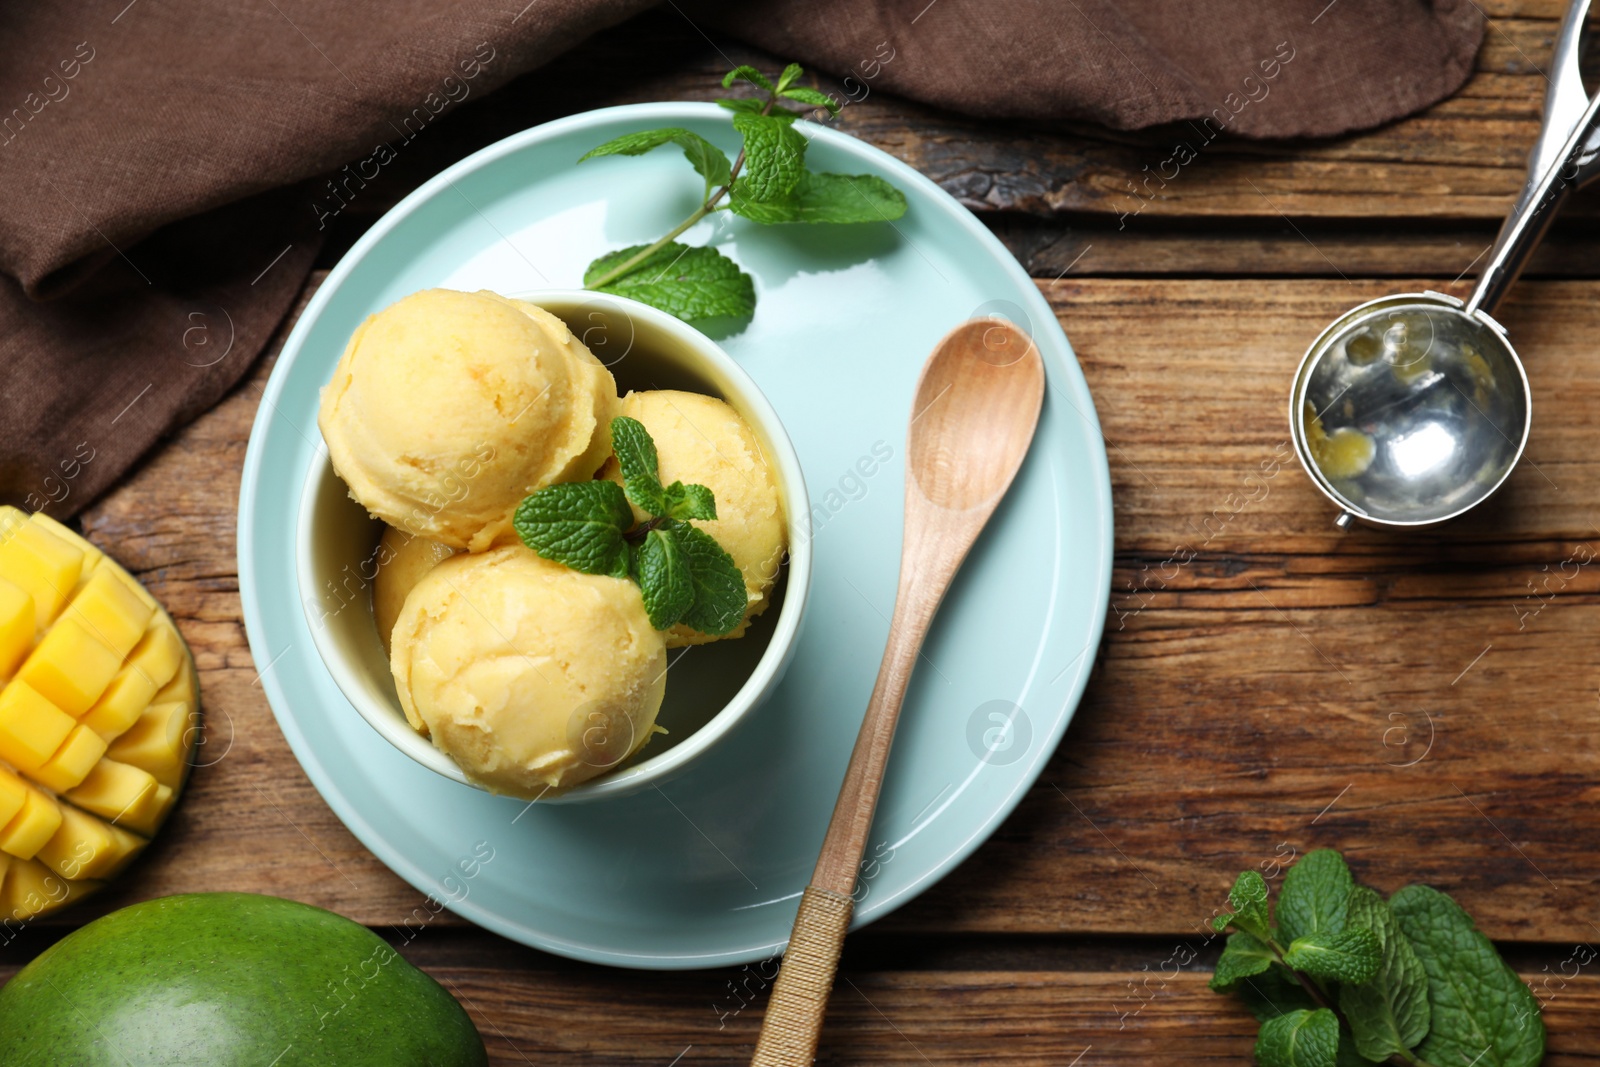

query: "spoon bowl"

left=1289, top=292, right=1530, bottom=528
left=909, top=320, right=1047, bottom=510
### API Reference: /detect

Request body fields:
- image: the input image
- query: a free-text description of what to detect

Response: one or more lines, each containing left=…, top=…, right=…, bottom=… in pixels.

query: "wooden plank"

left=442, top=968, right=1599, bottom=1066
left=2, top=926, right=1590, bottom=1067
left=309, top=6, right=1599, bottom=247
left=65, top=274, right=1600, bottom=948
left=990, top=218, right=1600, bottom=279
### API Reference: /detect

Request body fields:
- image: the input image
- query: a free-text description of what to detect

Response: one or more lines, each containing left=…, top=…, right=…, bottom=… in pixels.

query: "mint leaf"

left=513, top=481, right=633, bottom=579
left=673, top=522, right=747, bottom=635
left=634, top=526, right=693, bottom=629
left=731, top=111, right=807, bottom=202
left=610, top=415, right=666, bottom=515
left=722, top=65, right=773, bottom=92
left=1238, top=965, right=1319, bottom=1022
left=579, top=127, right=732, bottom=197
left=716, top=98, right=797, bottom=123
left=773, top=63, right=802, bottom=94
left=1336, top=1031, right=1382, bottom=1067
left=780, top=86, right=840, bottom=115
left=1339, top=887, right=1430, bottom=1062
left=1209, top=931, right=1275, bottom=992
left=663, top=481, right=716, bottom=521
left=1215, top=870, right=1271, bottom=939
left=1277, top=849, right=1354, bottom=946
left=730, top=171, right=907, bottom=225
left=1391, top=884, right=1544, bottom=1067
left=584, top=243, right=755, bottom=322
left=1255, top=1008, right=1338, bottom=1067
left=1284, top=928, right=1381, bottom=985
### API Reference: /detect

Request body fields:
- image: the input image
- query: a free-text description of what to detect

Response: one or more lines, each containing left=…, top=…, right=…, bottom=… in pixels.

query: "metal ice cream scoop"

left=1290, top=0, right=1600, bottom=529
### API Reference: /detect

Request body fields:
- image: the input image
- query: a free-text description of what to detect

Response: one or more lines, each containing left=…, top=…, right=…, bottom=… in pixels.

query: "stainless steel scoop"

left=1290, top=0, right=1600, bottom=529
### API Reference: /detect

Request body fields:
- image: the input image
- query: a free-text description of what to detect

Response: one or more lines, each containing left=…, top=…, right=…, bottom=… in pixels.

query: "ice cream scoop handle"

left=749, top=886, right=855, bottom=1067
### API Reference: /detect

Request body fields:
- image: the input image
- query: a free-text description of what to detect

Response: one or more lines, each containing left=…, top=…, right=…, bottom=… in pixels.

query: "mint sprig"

left=582, top=244, right=755, bottom=323
left=577, top=63, right=908, bottom=323
left=1210, top=849, right=1544, bottom=1067
left=512, top=416, right=748, bottom=635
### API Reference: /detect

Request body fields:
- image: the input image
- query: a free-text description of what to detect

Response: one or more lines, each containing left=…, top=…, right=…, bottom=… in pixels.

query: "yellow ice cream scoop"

left=0, top=507, right=200, bottom=922
left=389, top=545, right=666, bottom=797
left=369, top=526, right=455, bottom=656
left=600, top=390, right=786, bottom=646
left=318, top=289, right=619, bottom=552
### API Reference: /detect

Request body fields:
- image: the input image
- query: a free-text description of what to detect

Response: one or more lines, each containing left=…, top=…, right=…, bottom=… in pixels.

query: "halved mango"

left=0, top=511, right=198, bottom=917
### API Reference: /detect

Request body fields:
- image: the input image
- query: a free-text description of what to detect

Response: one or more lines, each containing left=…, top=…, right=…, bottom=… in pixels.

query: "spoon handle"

left=747, top=885, right=854, bottom=1067
left=751, top=543, right=952, bottom=1067
left=1468, top=0, right=1600, bottom=316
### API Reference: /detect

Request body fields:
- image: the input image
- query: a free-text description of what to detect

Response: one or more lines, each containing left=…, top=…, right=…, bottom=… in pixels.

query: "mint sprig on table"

left=1211, top=849, right=1544, bottom=1067
left=577, top=62, right=908, bottom=322
left=512, top=416, right=746, bottom=634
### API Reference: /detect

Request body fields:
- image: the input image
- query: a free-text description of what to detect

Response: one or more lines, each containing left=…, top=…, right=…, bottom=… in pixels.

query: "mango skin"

left=0, top=893, right=487, bottom=1067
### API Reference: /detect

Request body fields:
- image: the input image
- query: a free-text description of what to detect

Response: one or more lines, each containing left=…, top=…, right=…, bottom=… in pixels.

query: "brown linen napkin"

left=0, top=0, right=1483, bottom=518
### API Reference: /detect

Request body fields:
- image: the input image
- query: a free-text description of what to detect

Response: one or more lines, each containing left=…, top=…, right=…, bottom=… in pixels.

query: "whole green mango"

left=0, top=892, right=487, bottom=1066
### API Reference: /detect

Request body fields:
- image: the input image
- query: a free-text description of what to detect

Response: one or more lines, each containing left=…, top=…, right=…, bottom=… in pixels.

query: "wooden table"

left=10, top=4, right=1600, bottom=1062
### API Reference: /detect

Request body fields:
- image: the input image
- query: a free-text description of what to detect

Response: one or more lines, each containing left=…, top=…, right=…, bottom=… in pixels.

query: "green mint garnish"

left=510, top=480, right=633, bottom=580
left=609, top=413, right=666, bottom=514
left=663, top=481, right=715, bottom=522
left=1282, top=928, right=1380, bottom=985
left=633, top=526, right=693, bottom=630
left=1254, top=1008, right=1339, bottom=1067
left=1207, top=848, right=1545, bottom=1067
left=729, top=170, right=908, bottom=226
left=576, top=63, right=905, bottom=324
left=672, top=523, right=745, bottom=636
left=1339, top=887, right=1430, bottom=1063
left=728, top=112, right=806, bottom=202
left=578, top=127, right=731, bottom=201
left=1215, top=869, right=1271, bottom=940
left=1209, top=931, right=1275, bottom=993
left=582, top=244, right=755, bottom=323
left=1275, top=849, right=1354, bottom=945
left=513, top=416, right=749, bottom=635
left=1391, top=885, right=1544, bottom=1067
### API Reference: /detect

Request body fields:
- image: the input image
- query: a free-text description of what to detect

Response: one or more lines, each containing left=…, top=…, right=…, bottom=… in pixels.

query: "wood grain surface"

left=10, top=3, right=1600, bottom=1064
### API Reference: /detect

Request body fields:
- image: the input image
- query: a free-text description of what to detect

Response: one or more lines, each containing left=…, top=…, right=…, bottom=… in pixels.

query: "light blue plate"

left=237, top=103, right=1113, bottom=969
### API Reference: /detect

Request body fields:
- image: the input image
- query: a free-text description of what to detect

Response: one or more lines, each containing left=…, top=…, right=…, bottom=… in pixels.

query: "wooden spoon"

left=750, top=319, right=1046, bottom=1066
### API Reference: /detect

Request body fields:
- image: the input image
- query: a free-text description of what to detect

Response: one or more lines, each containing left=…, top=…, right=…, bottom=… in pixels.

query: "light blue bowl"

left=296, top=290, right=812, bottom=803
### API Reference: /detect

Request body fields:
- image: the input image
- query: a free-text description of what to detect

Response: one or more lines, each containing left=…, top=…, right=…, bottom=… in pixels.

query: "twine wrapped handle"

left=750, top=886, right=855, bottom=1066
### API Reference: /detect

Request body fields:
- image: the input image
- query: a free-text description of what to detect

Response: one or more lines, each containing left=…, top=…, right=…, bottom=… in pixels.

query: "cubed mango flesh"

left=64, top=566, right=152, bottom=659
left=0, top=856, right=97, bottom=921
left=15, top=618, right=121, bottom=717
left=152, top=660, right=194, bottom=707
left=123, top=623, right=183, bottom=694
left=0, top=521, right=84, bottom=630
left=2, top=857, right=64, bottom=921
left=31, top=725, right=108, bottom=793
left=0, top=680, right=75, bottom=772
left=106, top=701, right=192, bottom=791
left=0, top=789, right=63, bottom=861
left=0, top=769, right=26, bottom=829
left=0, top=513, right=196, bottom=917
left=82, top=665, right=160, bottom=741
left=36, top=806, right=142, bottom=881
left=28, top=513, right=102, bottom=575
left=0, top=579, right=33, bottom=679
left=63, top=759, right=160, bottom=829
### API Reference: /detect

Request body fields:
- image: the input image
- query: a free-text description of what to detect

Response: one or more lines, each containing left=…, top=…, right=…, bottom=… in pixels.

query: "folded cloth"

left=0, top=0, right=1483, bottom=517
